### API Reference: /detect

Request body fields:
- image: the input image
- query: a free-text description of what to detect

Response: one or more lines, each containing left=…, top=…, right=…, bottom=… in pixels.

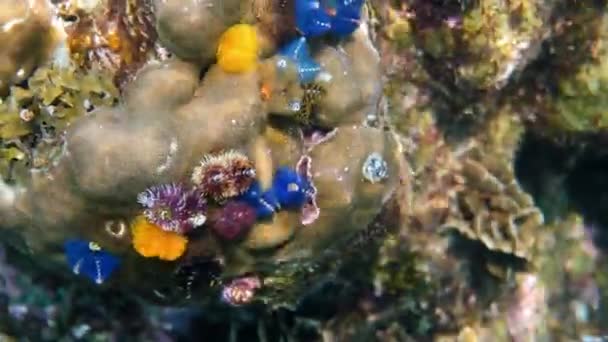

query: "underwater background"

left=0, top=0, right=607, bottom=340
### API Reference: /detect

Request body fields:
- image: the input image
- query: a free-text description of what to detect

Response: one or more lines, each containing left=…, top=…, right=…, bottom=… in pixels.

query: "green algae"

left=550, top=12, right=608, bottom=132
left=459, top=0, right=544, bottom=88
left=373, top=234, right=425, bottom=296
left=411, top=0, right=549, bottom=91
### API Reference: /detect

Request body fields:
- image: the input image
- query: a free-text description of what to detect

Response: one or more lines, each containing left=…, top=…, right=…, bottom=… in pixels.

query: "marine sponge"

left=192, top=150, right=256, bottom=202
left=131, top=216, right=188, bottom=261
left=217, top=24, right=259, bottom=73
left=137, top=183, right=207, bottom=234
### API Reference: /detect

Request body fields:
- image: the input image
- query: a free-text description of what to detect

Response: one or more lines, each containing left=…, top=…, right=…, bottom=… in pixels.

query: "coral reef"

left=0, top=0, right=608, bottom=340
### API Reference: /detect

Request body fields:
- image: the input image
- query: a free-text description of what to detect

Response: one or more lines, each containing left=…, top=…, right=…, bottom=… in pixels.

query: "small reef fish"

left=64, top=239, right=120, bottom=285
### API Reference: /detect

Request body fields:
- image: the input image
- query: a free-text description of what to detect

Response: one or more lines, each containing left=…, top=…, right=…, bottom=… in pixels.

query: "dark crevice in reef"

left=514, top=130, right=608, bottom=251
left=446, top=231, right=529, bottom=303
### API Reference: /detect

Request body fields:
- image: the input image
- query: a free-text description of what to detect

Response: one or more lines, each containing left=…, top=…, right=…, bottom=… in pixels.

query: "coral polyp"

left=210, top=201, right=257, bottom=240
left=326, top=0, right=364, bottom=36
left=131, top=216, right=188, bottom=261
left=64, top=239, right=120, bottom=285
left=221, top=275, right=262, bottom=306
left=296, top=82, right=327, bottom=124
left=216, top=24, right=259, bottom=73
left=296, top=0, right=333, bottom=37
left=192, top=150, right=256, bottom=202
left=240, top=181, right=280, bottom=219
left=272, top=166, right=313, bottom=209
left=295, top=0, right=363, bottom=38
left=136, top=183, right=207, bottom=234
left=277, top=37, right=321, bottom=83
left=362, top=152, right=389, bottom=184
left=297, top=154, right=319, bottom=225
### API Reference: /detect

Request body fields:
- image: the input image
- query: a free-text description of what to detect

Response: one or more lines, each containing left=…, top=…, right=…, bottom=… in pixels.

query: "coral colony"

left=0, top=0, right=390, bottom=308
left=55, top=0, right=366, bottom=304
